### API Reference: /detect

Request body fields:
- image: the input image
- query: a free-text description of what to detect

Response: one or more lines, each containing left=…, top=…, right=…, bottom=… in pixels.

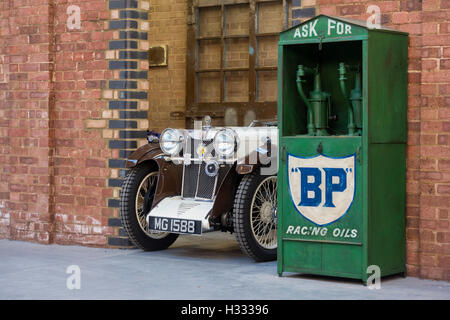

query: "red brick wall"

left=0, top=0, right=115, bottom=246
left=318, top=0, right=449, bottom=281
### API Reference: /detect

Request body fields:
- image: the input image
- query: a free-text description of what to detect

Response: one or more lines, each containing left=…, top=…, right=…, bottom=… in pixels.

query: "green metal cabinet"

left=276, top=15, right=408, bottom=283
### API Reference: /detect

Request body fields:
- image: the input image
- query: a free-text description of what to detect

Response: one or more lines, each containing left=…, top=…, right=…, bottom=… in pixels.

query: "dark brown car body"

left=125, top=141, right=275, bottom=222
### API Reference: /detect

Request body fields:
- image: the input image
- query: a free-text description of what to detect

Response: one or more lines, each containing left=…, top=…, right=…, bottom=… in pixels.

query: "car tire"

left=233, top=172, right=277, bottom=262
left=120, top=162, right=179, bottom=251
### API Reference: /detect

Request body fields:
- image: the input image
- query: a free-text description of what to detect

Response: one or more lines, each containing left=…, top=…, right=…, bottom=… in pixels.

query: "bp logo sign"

left=287, top=153, right=356, bottom=226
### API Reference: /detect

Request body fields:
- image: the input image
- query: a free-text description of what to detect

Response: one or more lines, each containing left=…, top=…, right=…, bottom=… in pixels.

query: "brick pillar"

left=105, top=0, right=150, bottom=247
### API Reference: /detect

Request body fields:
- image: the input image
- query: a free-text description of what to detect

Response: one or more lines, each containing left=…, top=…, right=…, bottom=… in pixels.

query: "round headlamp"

left=214, top=129, right=236, bottom=157
left=160, top=128, right=183, bottom=155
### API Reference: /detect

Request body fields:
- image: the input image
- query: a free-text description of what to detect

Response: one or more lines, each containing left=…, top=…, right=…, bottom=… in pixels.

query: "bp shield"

left=287, top=153, right=356, bottom=226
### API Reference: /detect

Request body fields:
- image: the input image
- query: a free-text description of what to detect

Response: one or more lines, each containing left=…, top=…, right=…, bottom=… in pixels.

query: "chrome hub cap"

left=260, top=202, right=273, bottom=224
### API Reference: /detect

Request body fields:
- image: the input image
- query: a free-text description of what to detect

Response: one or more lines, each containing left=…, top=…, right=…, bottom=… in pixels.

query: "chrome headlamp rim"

left=160, top=128, right=184, bottom=155
left=213, top=128, right=238, bottom=158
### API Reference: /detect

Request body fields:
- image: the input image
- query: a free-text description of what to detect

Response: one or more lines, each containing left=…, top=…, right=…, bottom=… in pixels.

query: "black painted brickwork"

left=109, top=159, right=128, bottom=168
left=109, top=60, right=138, bottom=69
left=109, top=120, right=138, bottom=129
left=119, top=31, right=148, bottom=40
left=119, top=111, right=148, bottom=119
left=107, top=1, right=150, bottom=212
left=119, top=10, right=148, bottom=20
left=109, top=140, right=138, bottom=149
left=109, top=101, right=138, bottom=109
left=109, top=80, right=138, bottom=89
left=119, top=91, right=147, bottom=99
left=109, top=0, right=138, bottom=9
left=119, top=71, right=147, bottom=79
left=119, top=50, right=148, bottom=59
left=109, top=20, right=138, bottom=30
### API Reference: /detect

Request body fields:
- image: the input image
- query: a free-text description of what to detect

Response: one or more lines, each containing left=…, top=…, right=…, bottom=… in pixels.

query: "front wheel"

left=233, top=173, right=277, bottom=262
left=119, top=162, right=178, bottom=251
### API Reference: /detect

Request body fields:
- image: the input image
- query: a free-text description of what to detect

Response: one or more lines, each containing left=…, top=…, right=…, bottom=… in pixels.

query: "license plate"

left=148, top=216, right=202, bottom=235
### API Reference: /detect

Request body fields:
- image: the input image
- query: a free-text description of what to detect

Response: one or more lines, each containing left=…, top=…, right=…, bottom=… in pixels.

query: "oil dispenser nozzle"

left=350, top=73, right=362, bottom=135
left=296, top=65, right=331, bottom=136
left=339, top=62, right=362, bottom=136
left=296, top=65, right=315, bottom=136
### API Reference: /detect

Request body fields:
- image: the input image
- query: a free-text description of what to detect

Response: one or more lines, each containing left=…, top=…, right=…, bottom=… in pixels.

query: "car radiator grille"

left=181, top=138, right=229, bottom=200
left=182, top=163, right=199, bottom=198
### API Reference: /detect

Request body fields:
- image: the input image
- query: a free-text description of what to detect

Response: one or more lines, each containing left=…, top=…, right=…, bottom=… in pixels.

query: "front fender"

left=125, top=143, right=182, bottom=209
left=125, top=143, right=164, bottom=168
left=210, top=164, right=239, bottom=219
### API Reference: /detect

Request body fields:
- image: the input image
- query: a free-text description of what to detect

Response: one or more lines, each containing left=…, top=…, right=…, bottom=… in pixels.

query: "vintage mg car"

left=119, top=117, right=278, bottom=261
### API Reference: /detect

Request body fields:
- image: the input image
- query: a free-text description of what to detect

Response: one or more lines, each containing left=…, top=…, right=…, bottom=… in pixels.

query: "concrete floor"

left=0, top=233, right=449, bottom=300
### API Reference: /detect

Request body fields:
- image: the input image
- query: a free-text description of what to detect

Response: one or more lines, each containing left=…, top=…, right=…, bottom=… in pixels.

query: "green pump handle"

left=339, top=62, right=357, bottom=135
left=296, top=65, right=317, bottom=136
